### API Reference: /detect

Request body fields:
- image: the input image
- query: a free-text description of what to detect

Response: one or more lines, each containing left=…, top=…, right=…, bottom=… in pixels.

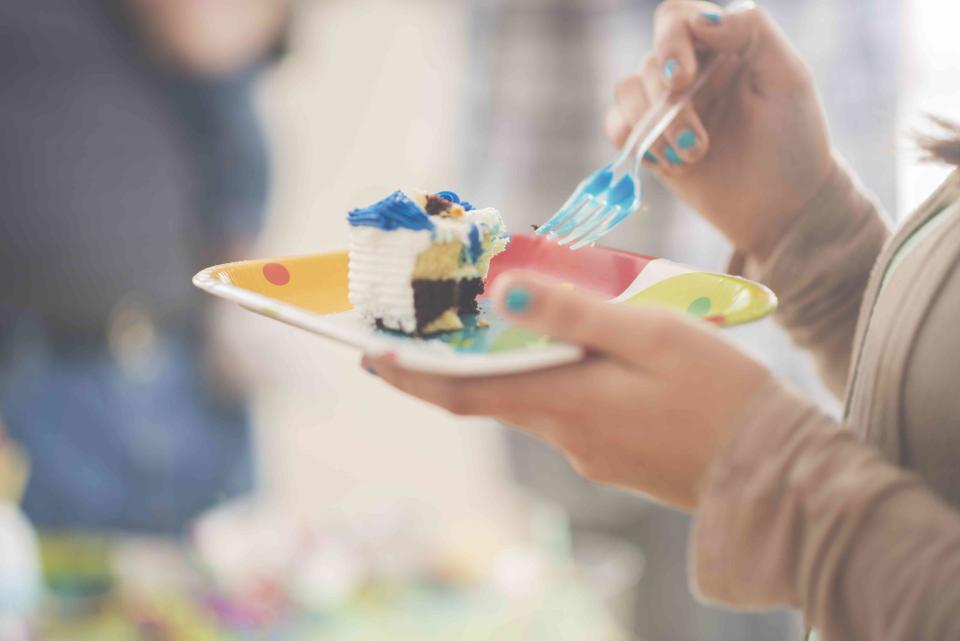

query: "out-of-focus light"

left=898, top=0, right=960, bottom=213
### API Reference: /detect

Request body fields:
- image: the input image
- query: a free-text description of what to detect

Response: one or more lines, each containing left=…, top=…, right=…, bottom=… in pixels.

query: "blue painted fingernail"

left=504, top=286, right=532, bottom=313
left=664, top=144, right=684, bottom=165
left=701, top=12, right=722, bottom=24
left=364, top=366, right=378, bottom=376
left=643, top=150, right=658, bottom=164
left=663, top=58, right=678, bottom=81
left=677, top=129, right=697, bottom=151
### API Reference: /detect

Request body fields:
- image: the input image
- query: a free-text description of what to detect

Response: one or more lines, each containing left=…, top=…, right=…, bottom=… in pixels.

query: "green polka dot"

left=686, top=296, right=712, bottom=317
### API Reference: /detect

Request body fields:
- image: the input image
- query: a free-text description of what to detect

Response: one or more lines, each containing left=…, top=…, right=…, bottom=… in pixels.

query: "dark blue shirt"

left=0, top=0, right=270, bottom=533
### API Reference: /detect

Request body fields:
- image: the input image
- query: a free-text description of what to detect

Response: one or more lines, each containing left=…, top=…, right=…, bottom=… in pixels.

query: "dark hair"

left=918, top=116, right=960, bottom=167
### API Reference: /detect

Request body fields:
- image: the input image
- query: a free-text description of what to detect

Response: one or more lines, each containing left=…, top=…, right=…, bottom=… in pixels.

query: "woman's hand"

left=363, top=273, right=772, bottom=510
left=607, top=1, right=833, bottom=260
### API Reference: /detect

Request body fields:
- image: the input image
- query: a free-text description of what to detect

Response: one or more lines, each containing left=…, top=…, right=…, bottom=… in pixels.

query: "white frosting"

left=348, top=226, right=432, bottom=334
left=431, top=217, right=474, bottom=244
left=463, top=207, right=504, bottom=230
left=465, top=207, right=509, bottom=278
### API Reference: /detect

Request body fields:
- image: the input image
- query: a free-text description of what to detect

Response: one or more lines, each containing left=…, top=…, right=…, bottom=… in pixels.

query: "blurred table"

left=34, top=501, right=637, bottom=641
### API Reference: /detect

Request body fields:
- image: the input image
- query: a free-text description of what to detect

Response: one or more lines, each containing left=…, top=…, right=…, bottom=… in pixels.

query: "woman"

left=364, top=2, right=960, bottom=639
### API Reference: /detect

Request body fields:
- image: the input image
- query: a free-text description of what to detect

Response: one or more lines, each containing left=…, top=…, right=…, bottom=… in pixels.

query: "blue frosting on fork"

left=347, top=190, right=435, bottom=231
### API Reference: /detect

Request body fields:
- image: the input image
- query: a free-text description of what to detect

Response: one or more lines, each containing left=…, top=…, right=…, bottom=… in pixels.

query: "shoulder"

left=901, top=196, right=960, bottom=509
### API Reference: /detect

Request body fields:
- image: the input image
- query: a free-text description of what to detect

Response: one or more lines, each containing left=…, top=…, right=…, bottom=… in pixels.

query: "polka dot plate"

left=193, top=233, right=777, bottom=377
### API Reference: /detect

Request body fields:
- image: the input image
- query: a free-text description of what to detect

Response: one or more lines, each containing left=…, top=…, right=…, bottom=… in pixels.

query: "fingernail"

left=643, top=151, right=658, bottom=164
left=700, top=11, right=722, bottom=25
left=663, top=58, right=678, bottom=81
left=504, top=286, right=533, bottom=313
left=364, top=366, right=378, bottom=376
left=677, top=129, right=697, bottom=151
left=664, top=144, right=684, bottom=165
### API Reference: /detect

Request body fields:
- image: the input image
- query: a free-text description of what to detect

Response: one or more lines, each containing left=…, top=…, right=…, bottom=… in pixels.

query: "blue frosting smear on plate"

left=348, top=191, right=435, bottom=231
left=376, top=299, right=550, bottom=353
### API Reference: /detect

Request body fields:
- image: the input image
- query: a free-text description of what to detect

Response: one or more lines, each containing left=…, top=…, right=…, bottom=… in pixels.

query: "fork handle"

left=613, top=54, right=725, bottom=170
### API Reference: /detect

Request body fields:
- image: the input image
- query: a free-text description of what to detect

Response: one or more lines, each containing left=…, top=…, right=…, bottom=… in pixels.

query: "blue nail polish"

left=364, top=366, right=378, bottom=376
left=504, top=286, right=532, bottom=313
left=677, top=129, right=697, bottom=151
left=700, top=11, right=722, bottom=24
left=643, top=151, right=658, bottom=164
left=663, top=59, right=678, bottom=81
left=664, top=144, right=684, bottom=165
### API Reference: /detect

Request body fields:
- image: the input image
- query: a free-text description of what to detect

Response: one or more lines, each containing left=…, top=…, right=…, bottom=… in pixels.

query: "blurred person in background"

left=460, top=0, right=896, bottom=639
left=0, top=0, right=285, bottom=533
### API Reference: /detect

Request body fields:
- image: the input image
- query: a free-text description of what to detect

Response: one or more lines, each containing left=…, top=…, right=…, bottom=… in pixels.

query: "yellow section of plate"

left=212, top=252, right=352, bottom=314
left=624, top=272, right=775, bottom=327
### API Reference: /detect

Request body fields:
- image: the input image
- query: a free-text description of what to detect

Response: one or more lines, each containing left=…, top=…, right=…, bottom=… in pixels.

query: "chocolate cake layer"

left=457, top=277, right=484, bottom=314
left=412, top=279, right=458, bottom=332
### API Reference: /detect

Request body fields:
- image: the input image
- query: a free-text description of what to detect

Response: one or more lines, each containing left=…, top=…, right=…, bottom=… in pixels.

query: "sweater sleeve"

left=690, top=378, right=960, bottom=641
left=728, top=158, right=891, bottom=397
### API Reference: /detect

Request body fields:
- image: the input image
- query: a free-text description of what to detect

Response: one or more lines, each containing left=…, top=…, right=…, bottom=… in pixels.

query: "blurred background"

left=0, top=0, right=957, bottom=639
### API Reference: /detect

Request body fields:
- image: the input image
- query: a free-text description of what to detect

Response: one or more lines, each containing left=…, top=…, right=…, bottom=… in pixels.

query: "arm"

left=692, top=381, right=960, bottom=641
left=728, top=158, right=890, bottom=396
left=605, top=2, right=890, bottom=397
left=365, top=269, right=960, bottom=641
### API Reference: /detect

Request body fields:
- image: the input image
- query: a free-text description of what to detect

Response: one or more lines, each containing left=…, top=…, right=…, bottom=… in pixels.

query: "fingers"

left=653, top=2, right=805, bottom=94
left=490, top=270, right=704, bottom=369
left=686, top=3, right=808, bottom=91
left=613, top=72, right=650, bottom=125
left=686, top=2, right=766, bottom=61
left=604, top=106, right=630, bottom=150
left=491, top=271, right=636, bottom=359
left=610, top=58, right=710, bottom=169
left=653, top=0, right=710, bottom=91
left=651, top=105, right=710, bottom=170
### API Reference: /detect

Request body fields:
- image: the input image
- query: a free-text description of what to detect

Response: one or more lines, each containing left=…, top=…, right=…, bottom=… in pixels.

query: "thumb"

left=490, top=270, right=682, bottom=364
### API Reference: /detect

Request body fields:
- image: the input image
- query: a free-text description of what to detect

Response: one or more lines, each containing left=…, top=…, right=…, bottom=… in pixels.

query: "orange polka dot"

left=263, top=262, right=290, bottom=286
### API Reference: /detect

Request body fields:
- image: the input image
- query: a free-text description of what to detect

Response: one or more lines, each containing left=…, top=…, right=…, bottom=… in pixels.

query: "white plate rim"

left=193, top=256, right=774, bottom=378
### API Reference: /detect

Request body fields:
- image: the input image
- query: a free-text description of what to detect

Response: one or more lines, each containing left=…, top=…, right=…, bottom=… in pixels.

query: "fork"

left=536, top=1, right=753, bottom=250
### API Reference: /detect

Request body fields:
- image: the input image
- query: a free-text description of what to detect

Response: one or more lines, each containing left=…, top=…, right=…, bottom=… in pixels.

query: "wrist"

left=748, top=155, right=839, bottom=263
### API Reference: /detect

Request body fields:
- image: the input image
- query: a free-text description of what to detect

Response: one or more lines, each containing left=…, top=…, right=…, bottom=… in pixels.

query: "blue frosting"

left=347, top=190, right=434, bottom=231
left=467, top=223, right=483, bottom=263
left=436, top=190, right=475, bottom=211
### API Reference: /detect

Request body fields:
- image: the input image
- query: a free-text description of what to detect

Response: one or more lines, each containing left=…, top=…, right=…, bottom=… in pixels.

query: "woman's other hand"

left=363, top=272, right=771, bottom=511
left=606, top=1, right=833, bottom=261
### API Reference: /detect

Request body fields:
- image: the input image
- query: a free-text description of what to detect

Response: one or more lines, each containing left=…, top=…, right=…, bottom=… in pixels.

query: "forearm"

left=728, top=157, right=890, bottom=397
left=692, top=380, right=960, bottom=641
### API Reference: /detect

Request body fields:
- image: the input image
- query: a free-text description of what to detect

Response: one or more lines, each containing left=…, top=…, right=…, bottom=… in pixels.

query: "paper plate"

left=193, top=234, right=776, bottom=377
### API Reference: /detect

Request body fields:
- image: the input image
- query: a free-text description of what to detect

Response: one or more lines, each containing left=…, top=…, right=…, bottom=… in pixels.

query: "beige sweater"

left=691, top=161, right=960, bottom=641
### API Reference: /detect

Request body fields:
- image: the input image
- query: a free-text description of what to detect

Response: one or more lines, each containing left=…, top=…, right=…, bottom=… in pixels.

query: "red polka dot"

left=706, top=315, right=726, bottom=326
left=263, top=262, right=290, bottom=286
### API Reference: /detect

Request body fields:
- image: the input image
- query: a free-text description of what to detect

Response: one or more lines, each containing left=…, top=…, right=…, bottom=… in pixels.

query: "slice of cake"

left=348, top=190, right=508, bottom=336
